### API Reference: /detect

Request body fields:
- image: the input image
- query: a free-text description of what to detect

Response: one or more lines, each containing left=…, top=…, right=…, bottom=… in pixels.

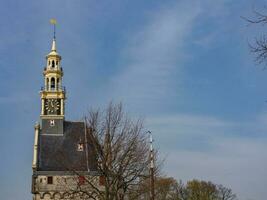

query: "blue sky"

left=1, top=0, right=267, bottom=199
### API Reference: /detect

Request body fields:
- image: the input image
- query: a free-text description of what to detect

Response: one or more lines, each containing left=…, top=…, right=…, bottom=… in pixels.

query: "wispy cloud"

left=106, top=2, right=202, bottom=112
left=147, top=114, right=231, bottom=128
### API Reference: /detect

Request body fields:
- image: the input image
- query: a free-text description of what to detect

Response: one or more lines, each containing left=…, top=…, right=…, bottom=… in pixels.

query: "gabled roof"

left=37, top=121, right=98, bottom=172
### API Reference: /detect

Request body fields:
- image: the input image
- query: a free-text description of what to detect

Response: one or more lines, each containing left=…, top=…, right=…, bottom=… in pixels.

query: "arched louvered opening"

left=51, top=77, right=55, bottom=90
left=52, top=60, right=55, bottom=68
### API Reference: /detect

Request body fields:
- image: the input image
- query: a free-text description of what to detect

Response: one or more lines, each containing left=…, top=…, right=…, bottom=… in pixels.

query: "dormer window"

left=77, top=143, right=84, bottom=151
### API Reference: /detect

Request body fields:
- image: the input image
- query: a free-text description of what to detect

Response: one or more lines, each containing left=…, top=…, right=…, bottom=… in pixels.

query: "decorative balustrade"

left=41, top=85, right=66, bottom=92
left=43, top=67, right=63, bottom=72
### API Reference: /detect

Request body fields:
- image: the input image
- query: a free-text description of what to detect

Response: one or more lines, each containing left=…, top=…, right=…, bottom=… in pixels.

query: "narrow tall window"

left=51, top=78, right=55, bottom=90
left=46, top=78, right=49, bottom=90
left=78, top=176, right=85, bottom=185
left=99, top=176, right=105, bottom=186
left=57, top=78, right=59, bottom=90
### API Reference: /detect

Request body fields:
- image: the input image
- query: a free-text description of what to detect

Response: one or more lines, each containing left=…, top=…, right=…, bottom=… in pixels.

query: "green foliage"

left=144, top=178, right=238, bottom=200
left=186, top=180, right=218, bottom=200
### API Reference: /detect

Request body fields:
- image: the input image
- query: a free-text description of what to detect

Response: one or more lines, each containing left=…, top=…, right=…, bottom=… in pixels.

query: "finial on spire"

left=50, top=18, right=57, bottom=39
left=50, top=19, right=57, bottom=52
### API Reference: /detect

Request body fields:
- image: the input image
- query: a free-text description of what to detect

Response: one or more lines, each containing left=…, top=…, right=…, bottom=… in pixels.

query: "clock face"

left=45, top=99, right=60, bottom=115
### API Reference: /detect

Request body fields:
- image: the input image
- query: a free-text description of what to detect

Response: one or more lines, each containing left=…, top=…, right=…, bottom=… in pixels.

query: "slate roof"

left=37, top=121, right=98, bottom=172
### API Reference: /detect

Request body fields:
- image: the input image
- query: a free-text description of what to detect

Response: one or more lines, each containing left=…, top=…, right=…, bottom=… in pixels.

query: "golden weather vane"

left=50, top=18, right=57, bottom=39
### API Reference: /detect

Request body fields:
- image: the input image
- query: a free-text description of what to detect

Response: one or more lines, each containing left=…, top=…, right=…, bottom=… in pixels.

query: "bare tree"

left=82, top=102, right=151, bottom=200
left=217, top=184, right=237, bottom=200
left=243, top=8, right=267, bottom=65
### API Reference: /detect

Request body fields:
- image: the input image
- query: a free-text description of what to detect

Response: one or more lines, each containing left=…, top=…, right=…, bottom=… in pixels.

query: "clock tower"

left=40, top=37, right=66, bottom=135
left=31, top=21, right=100, bottom=200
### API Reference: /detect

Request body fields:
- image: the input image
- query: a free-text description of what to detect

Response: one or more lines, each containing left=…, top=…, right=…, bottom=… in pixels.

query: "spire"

left=51, top=38, right=56, bottom=52
left=47, top=38, right=59, bottom=56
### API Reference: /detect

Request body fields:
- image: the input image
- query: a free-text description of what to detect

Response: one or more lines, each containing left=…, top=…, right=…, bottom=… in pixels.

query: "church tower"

left=31, top=22, right=99, bottom=200
left=40, top=37, right=65, bottom=135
